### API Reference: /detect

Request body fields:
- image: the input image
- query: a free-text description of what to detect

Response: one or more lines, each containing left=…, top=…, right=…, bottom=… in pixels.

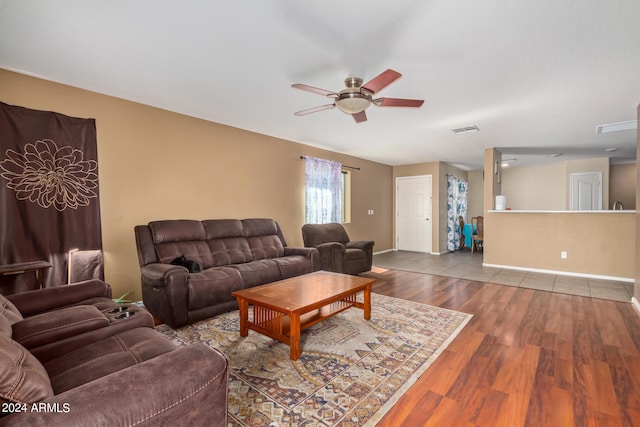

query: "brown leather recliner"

left=301, top=223, right=374, bottom=275
left=0, top=280, right=229, bottom=426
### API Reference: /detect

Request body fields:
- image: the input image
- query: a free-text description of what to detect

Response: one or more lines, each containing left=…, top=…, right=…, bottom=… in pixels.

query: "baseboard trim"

left=482, top=263, right=634, bottom=283
left=632, top=297, right=640, bottom=314
left=373, top=249, right=394, bottom=256
left=388, top=248, right=448, bottom=256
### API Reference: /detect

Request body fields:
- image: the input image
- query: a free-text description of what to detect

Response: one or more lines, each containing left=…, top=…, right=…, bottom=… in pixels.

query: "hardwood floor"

left=361, top=268, right=640, bottom=427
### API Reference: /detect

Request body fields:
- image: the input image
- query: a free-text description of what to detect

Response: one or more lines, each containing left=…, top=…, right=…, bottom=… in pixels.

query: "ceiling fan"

left=291, top=69, right=424, bottom=123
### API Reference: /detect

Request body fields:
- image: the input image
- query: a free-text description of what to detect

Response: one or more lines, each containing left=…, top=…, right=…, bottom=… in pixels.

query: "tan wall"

left=0, top=69, right=393, bottom=299
left=501, top=158, right=628, bottom=211
left=485, top=211, right=635, bottom=279
left=467, top=170, right=484, bottom=218
left=501, top=162, right=567, bottom=210
left=484, top=148, right=501, bottom=212
left=610, top=162, right=636, bottom=210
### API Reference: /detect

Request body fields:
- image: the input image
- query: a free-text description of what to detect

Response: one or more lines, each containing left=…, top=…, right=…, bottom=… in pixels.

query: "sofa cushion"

left=45, top=327, right=177, bottom=394
left=203, top=219, right=244, bottom=239
left=243, top=219, right=285, bottom=260
left=229, top=259, right=283, bottom=288
left=149, top=220, right=215, bottom=268
left=302, top=223, right=351, bottom=247
left=149, top=220, right=205, bottom=243
left=187, top=267, right=243, bottom=311
left=273, top=255, right=315, bottom=279
left=0, top=335, right=54, bottom=405
left=0, top=293, right=23, bottom=325
left=247, top=235, right=285, bottom=260
left=204, top=220, right=254, bottom=266
left=242, top=218, right=278, bottom=236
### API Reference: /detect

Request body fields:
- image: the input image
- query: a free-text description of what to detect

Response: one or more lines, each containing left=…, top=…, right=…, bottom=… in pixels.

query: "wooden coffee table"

left=231, top=271, right=374, bottom=360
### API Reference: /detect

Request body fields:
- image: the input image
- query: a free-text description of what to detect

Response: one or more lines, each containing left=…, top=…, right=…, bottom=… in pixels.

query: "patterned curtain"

left=304, top=156, right=342, bottom=224
left=447, top=174, right=468, bottom=251
left=0, top=102, right=102, bottom=293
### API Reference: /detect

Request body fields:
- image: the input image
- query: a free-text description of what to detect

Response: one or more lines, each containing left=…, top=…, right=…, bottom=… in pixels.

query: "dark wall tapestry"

left=0, top=102, right=103, bottom=294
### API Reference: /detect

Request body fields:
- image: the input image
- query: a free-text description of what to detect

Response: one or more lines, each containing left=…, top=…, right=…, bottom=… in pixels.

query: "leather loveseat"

left=0, top=279, right=229, bottom=426
left=302, top=222, right=375, bottom=275
left=135, top=218, right=320, bottom=328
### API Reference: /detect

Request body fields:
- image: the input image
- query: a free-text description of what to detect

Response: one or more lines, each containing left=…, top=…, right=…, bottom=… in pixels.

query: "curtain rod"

left=300, top=156, right=360, bottom=171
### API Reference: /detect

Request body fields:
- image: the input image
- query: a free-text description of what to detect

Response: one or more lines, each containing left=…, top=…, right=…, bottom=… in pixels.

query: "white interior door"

left=396, top=175, right=432, bottom=253
left=570, top=172, right=602, bottom=210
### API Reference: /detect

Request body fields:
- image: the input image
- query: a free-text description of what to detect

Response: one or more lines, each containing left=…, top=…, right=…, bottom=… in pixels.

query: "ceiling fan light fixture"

left=335, top=90, right=371, bottom=114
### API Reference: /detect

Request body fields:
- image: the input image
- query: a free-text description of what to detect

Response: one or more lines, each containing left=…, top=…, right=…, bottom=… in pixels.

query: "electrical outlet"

left=561, top=251, right=567, bottom=259
left=367, top=209, right=374, bottom=215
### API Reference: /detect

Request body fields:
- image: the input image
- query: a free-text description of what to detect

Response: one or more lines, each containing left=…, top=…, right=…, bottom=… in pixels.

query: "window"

left=304, top=157, right=342, bottom=224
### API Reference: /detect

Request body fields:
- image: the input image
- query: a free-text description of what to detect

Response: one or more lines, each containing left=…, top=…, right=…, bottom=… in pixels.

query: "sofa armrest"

left=140, top=263, right=188, bottom=288
left=284, top=247, right=320, bottom=272
left=12, top=305, right=109, bottom=349
left=314, top=242, right=345, bottom=273
left=7, top=280, right=112, bottom=317
left=0, top=343, right=229, bottom=427
left=140, top=264, right=189, bottom=328
left=315, top=242, right=345, bottom=252
left=283, top=246, right=319, bottom=259
left=345, top=240, right=375, bottom=251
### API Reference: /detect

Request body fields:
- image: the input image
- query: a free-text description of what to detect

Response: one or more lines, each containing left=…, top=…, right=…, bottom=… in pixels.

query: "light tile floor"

left=373, top=250, right=635, bottom=302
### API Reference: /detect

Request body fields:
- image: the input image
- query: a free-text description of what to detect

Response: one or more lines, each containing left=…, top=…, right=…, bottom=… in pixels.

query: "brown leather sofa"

left=0, top=280, right=229, bottom=426
left=135, top=218, right=320, bottom=328
left=302, top=223, right=375, bottom=275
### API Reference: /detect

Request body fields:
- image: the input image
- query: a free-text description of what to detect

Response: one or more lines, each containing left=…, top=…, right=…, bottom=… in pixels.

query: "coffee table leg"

left=364, top=283, right=371, bottom=320
left=289, top=313, right=301, bottom=360
left=237, top=297, right=249, bottom=337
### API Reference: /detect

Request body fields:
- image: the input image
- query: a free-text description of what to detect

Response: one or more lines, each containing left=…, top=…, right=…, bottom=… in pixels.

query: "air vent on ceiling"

left=452, top=125, right=479, bottom=134
left=596, top=120, right=637, bottom=134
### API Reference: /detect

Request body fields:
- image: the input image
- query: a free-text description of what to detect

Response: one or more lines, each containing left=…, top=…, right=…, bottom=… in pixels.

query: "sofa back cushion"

left=203, top=220, right=253, bottom=266
left=302, top=223, right=351, bottom=247
left=0, top=335, right=54, bottom=404
left=242, top=219, right=285, bottom=260
left=149, top=220, right=215, bottom=268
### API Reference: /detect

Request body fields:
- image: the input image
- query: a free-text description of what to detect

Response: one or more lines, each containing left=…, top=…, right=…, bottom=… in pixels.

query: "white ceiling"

left=1, top=1, right=639, bottom=170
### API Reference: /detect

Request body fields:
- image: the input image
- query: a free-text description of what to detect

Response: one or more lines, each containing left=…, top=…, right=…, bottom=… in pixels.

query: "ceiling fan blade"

left=374, top=97, right=424, bottom=108
left=294, top=103, right=336, bottom=116
left=361, top=69, right=402, bottom=94
left=291, top=84, right=338, bottom=97
left=352, top=111, right=367, bottom=123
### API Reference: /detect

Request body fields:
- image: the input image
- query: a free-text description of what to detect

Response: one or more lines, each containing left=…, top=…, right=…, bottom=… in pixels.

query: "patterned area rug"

left=156, top=293, right=472, bottom=426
